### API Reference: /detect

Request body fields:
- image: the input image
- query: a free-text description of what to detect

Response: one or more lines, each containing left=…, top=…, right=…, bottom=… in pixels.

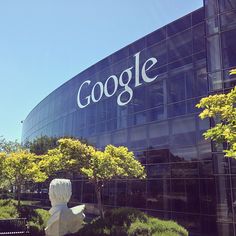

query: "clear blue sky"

left=0, top=0, right=203, bottom=142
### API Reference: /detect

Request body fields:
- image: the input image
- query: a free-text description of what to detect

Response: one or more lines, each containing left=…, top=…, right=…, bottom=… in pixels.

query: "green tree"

left=3, top=150, right=48, bottom=206
left=25, top=136, right=58, bottom=155
left=54, top=138, right=146, bottom=218
left=196, top=69, right=236, bottom=158
left=0, top=136, right=21, bottom=153
left=81, top=145, right=146, bottom=218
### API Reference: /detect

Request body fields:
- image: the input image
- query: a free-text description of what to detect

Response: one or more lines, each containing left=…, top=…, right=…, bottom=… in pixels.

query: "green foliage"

left=0, top=199, right=19, bottom=219
left=81, top=145, right=146, bottom=182
left=74, top=208, right=188, bottom=236
left=197, top=69, right=236, bottom=154
left=25, top=135, right=58, bottom=155
left=0, top=199, right=49, bottom=236
left=0, top=136, right=22, bottom=153
left=3, top=150, right=48, bottom=206
left=196, top=82, right=236, bottom=158
left=28, top=208, right=50, bottom=236
left=128, top=217, right=188, bottom=236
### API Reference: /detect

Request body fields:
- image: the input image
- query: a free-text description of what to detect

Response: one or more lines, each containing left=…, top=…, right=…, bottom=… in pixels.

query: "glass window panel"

left=192, top=8, right=205, bottom=26
left=168, top=57, right=193, bottom=71
left=148, top=106, right=165, bottom=122
left=112, top=47, right=129, bottom=63
left=133, top=150, right=146, bottom=165
left=148, top=121, right=169, bottom=147
left=112, top=129, right=127, bottom=146
left=198, top=142, right=212, bottom=160
left=146, top=27, right=166, bottom=46
left=170, top=146, right=198, bottom=162
left=147, top=179, right=171, bottom=210
left=208, top=71, right=223, bottom=91
left=128, top=87, right=146, bottom=113
left=167, top=15, right=191, bottom=36
left=82, top=181, right=95, bottom=203
left=221, top=28, right=236, bottom=69
left=167, top=102, right=186, bottom=118
left=128, top=38, right=145, bottom=55
left=147, top=81, right=164, bottom=108
left=147, top=41, right=167, bottom=66
left=207, top=35, right=221, bottom=72
left=147, top=163, right=171, bottom=178
left=205, top=0, right=219, bottom=17
left=102, top=181, right=116, bottom=206
left=185, top=179, right=200, bottom=213
left=168, top=30, right=192, bottom=62
left=129, top=126, right=147, bottom=149
left=186, top=70, right=195, bottom=99
left=128, top=111, right=146, bottom=126
left=171, top=162, right=199, bottom=178
left=219, top=0, right=236, bottom=12
left=196, top=66, right=208, bottom=96
left=200, top=179, right=216, bottom=215
left=193, top=23, right=206, bottom=52
left=187, top=99, right=199, bottom=114
left=147, top=148, right=169, bottom=164
left=167, top=74, right=185, bottom=103
left=220, top=10, right=236, bottom=31
left=215, top=176, right=233, bottom=222
left=116, top=181, right=127, bottom=207
left=199, top=161, right=213, bottom=176
left=126, top=180, right=146, bottom=208
left=171, top=179, right=186, bottom=212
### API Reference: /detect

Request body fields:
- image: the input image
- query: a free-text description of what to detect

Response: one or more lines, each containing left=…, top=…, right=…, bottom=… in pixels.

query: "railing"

left=0, top=218, right=30, bottom=235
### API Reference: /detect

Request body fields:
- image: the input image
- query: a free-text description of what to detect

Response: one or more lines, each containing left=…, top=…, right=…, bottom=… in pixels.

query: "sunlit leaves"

left=196, top=84, right=236, bottom=158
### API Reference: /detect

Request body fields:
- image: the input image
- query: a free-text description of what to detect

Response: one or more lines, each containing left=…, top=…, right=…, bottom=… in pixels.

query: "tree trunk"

left=95, top=182, right=104, bottom=219
left=17, top=184, right=21, bottom=208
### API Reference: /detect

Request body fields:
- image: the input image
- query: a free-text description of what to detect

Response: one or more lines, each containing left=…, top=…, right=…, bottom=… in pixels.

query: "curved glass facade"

left=22, top=1, right=236, bottom=235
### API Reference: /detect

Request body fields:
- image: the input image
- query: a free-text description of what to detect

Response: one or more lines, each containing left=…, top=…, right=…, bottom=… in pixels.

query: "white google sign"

left=77, top=51, right=158, bottom=108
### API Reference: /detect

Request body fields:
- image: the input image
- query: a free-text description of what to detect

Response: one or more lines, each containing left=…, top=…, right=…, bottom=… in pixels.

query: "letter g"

left=77, top=80, right=91, bottom=108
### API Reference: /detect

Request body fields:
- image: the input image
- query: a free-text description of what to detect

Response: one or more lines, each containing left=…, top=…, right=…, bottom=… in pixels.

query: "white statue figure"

left=45, top=179, right=85, bottom=236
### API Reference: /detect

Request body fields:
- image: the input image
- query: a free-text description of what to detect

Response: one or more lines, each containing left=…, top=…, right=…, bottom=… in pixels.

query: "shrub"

left=128, top=217, right=188, bottom=236
left=0, top=199, right=18, bottom=219
left=28, top=208, right=50, bottom=236
left=74, top=208, right=188, bottom=236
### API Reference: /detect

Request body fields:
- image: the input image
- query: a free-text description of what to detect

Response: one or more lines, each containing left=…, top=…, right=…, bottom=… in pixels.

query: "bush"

left=0, top=199, right=19, bottom=219
left=128, top=218, right=188, bottom=236
left=28, top=208, right=50, bottom=236
left=0, top=199, right=49, bottom=236
left=74, top=208, right=188, bottom=236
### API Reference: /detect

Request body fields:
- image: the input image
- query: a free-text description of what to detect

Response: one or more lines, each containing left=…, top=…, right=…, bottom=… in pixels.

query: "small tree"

left=54, top=138, right=146, bottom=218
left=196, top=69, right=236, bottom=158
left=25, top=135, right=58, bottom=155
left=81, top=145, right=146, bottom=218
left=3, top=150, right=48, bottom=207
left=0, top=136, right=21, bottom=153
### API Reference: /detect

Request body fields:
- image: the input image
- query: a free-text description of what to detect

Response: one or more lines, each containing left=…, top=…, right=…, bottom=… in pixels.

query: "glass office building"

left=22, top=0, right=236, bottom=235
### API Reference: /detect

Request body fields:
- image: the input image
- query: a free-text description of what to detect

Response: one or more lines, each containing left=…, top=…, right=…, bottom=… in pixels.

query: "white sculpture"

left=45, top=179, right=85, bottom=236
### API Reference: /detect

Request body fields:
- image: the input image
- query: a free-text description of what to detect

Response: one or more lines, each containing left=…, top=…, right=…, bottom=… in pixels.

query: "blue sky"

left=0, top=0, right=203, bottom=141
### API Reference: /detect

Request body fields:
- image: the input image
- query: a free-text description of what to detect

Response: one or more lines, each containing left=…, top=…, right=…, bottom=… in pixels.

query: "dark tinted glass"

left=220, top=10, right=236, bottom=31
left=192, top=8, right=205, bottom=26
left=167, top=15, right=191, bottom=36
left=221, top=28, right=236, bottom=68
left=146, top=27, right=166, bottom=46
left=168, top=30, right=192, bottom=62
left=147, top=41, right=167, bottom=66
left=219, top=0, right=236, bottom=12
left=147, top=179, right=171, bottom=210
left=193, top=23, right=206, bottom=53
